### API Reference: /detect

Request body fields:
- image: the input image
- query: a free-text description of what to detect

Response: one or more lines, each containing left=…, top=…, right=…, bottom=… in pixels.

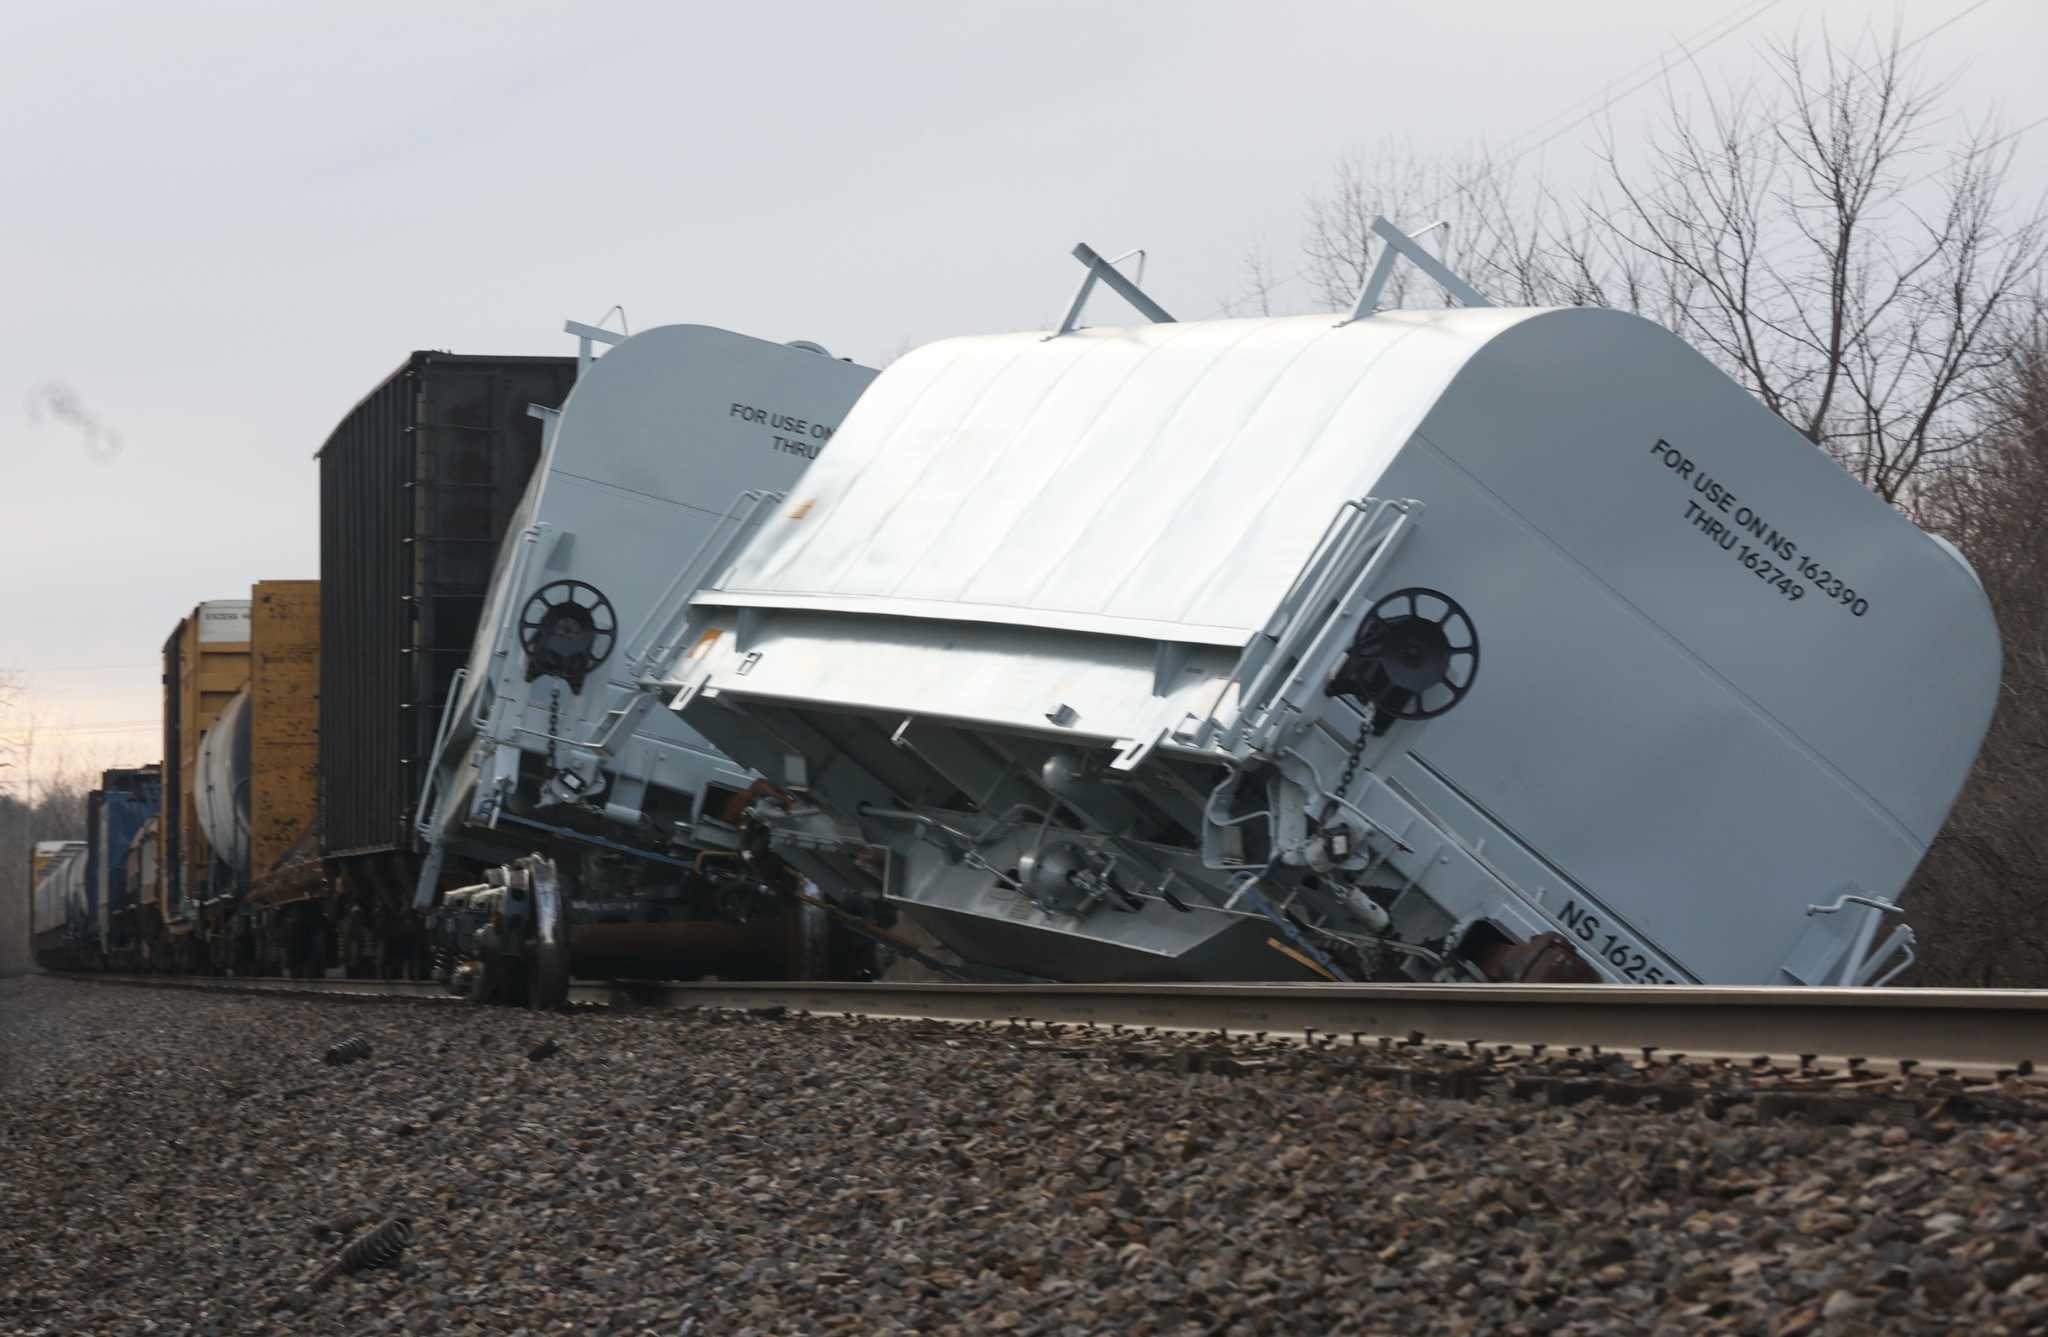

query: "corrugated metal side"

left=319, top=352, right=575, bottom=860
left=250, top=580, right=320, bottom=895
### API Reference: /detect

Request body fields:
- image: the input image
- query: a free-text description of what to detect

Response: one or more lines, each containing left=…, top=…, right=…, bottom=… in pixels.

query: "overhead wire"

left=1900, top=107, right=2048, bottom=191
left=11, top=663, right=159, bottom=676
left=6, top=721, right=159, bottom=737
left=1485, top=0, right=1790, bottom=156
left=1200, top=0, right=2010, bottom=319
left=1198, top=0, right=1798, bottom=319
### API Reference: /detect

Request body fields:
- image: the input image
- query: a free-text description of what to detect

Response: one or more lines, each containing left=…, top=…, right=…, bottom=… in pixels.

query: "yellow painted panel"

left=249, top=580, right=321, bottom=892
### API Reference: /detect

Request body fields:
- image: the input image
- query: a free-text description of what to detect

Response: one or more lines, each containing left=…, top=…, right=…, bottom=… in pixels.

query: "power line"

left=1203, top=0, right=1797, bottom=319
left=12, top=663, right=159, bottom=676
left=1487, top=0, right=1790, bottom=159
left=1665, top=0, right=2023, bottom=283
left=1491, top=0, right=1797, bottom=173
left=1903, top=108, right=2048, bottom=191
left=1495, top=0, right=1998, bottom=200
left=1208, top=0, right=2006, bottom=319
left=4, top=720, right=159, bottom=738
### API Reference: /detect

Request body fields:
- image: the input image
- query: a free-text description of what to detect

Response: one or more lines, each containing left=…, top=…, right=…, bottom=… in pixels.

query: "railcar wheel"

left=787, top=899, right=830, bottom=981
left=527, top=946, right=568, bottom=1011
left=468, top=955, right=500, bottom=1006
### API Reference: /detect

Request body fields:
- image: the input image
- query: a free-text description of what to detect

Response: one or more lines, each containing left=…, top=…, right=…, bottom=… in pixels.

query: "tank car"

left=29, top=840, right=90, bottom=970
left=153, top=597, right=251, bottom=972
left=147, top=586, right=318, bottom=973
left=635, top=229, right=1999, bottom=987
left=186, top=580, right=322, bottom=973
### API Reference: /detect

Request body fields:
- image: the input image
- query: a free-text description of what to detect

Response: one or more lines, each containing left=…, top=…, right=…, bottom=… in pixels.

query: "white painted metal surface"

left=659, top=306, right=1998, bottom=987
left=31, top=840, right=89, bottom=940
left=194, top=686, right=252, bottom=882
left=196, top=601, right=250, bottom=643
left=413, top=323, right=876, bottom=906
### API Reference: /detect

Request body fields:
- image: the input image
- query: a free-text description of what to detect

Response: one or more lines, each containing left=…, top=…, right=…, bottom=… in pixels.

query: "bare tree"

left=1903, top=319, right=2048, bottom=985
left=1215, top=240, right=1286, bottom=318
left=1557, top=28, right=2047, bottom=500
left=1298, top=146, right=1564, bottom=313
left=1290, top=31, right=2045, bottom=503
left=0, top=677, right=90, bottom=971
left=0, top=671, right=24, bottom=796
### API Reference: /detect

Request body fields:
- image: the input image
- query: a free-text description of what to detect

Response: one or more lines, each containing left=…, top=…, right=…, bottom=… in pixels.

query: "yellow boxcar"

left=158, top=599, right=250, bottom=963
left=247, top=579, right=322, bottom=908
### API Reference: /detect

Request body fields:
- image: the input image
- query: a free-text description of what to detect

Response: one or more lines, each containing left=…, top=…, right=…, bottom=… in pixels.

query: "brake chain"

left=1322, top=702, right=1377, bottom=824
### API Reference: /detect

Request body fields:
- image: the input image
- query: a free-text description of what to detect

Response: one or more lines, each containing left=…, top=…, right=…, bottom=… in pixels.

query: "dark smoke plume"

left=26, top=380, right=122, bottom=461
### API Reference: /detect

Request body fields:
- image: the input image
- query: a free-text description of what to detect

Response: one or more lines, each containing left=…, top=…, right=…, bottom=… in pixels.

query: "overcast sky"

left=3, top=0, right=2044, bottom=781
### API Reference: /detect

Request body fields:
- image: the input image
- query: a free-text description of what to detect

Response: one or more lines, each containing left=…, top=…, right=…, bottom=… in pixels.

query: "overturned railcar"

left=650, top=296, right=1999, bottom=986
left=412, top=324, right=877, bottom=999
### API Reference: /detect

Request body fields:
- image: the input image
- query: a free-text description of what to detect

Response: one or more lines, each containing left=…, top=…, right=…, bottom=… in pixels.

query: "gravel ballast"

left=2, top=974, right=2045, bottom=1335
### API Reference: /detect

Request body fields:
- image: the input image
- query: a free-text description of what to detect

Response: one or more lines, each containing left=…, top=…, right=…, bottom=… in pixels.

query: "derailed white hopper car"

left=651, top=246, right=1999, bottom=987
left=412, top=322, right=876, bottom=996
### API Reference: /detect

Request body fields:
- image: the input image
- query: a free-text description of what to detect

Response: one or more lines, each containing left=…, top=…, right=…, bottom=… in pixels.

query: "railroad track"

left=59, top=973, right=2048, bottom=1076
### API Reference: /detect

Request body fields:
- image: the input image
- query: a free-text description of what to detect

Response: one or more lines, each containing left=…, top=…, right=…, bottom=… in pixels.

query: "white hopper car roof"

left=697, top=308, right=2000, bottom=982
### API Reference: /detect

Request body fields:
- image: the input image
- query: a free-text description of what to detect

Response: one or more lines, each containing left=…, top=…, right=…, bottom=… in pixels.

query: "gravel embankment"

left=2, top=974, right=2045, bottom=1336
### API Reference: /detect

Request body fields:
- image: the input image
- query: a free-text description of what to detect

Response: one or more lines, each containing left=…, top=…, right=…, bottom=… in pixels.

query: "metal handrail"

left=1207, top=498, right=1416, bottom=755
left=412, top=666, right=470, bottom=837
left=624, top=488, right=780, bottom=677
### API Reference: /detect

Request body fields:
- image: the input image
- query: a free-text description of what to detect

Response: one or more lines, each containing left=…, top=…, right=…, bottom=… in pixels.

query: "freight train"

left=30, top=323, right=885, bottom=994
left=25, top=762, right=161, bottom=972
left=29, top=224, right=2003, bottom=991
left=567, top=230, right=2001, bottom=988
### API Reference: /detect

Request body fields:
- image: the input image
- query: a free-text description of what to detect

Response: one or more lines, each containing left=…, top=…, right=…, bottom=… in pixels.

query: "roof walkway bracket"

left=1050, top=243, right=1174, bottom=337
left=1342, top=216, right=1493, bottom=325
left=564, top=317, right=628, bottom=376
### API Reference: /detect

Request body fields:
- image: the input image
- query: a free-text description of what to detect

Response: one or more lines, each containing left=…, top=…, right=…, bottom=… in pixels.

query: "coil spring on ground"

left=323, top=1035, right=372, bottom=1066
left=308, top=1217, right=414, bottom=1293
left=340, top=1218, right=412, bottom=1273
left=434, top=945, right=454, bottom=979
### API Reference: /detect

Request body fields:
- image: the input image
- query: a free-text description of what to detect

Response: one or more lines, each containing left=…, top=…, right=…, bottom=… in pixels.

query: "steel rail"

left=67, top=974, right=453, bottom=1000
left=577, top=981, right=2048, bottom=1072
left=62, top=973, right=2047, bottom=1073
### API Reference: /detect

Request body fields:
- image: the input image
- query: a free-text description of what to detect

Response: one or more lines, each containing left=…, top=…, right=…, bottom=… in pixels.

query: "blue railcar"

left=86, top=765, right=162, bottom=968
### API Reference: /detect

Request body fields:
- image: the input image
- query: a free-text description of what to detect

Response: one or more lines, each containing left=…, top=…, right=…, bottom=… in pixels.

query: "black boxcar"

left=317, top=352, right=577, bottom=971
